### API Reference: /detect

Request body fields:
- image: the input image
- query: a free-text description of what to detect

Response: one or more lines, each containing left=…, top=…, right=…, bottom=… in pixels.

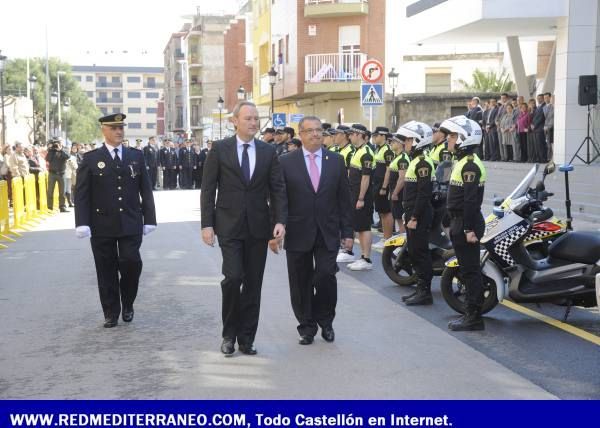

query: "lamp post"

left=217, top=95, right=224, bottom=139
left=237, top=85, right=245, bottom=101
left=29, top=75, right=37, bottom=145
left=50, top=91, right=58, bottom=137
left=62, top=100, right=70, bottom=144
left=388, top=67, right=399, bottom=129
left=0, top=52, right=6, bottom=147
left=268, top=65, right=277, bottom=125
left=57, top=70, right=66, bottom=138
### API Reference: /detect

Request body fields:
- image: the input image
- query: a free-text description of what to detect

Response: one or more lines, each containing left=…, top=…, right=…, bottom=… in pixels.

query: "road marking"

left=369, top=229, right=600, bottom=346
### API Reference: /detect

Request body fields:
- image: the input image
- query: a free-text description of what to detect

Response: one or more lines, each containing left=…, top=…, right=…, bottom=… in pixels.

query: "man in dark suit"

left=531, top=94, right=547, bottom=163
left=143, top=136, right=159, bottom=190
left=278, top=116, right=353, bottom=345
left=178, top=139, right=196, bottom=189
left=484, top=98, right=500, bottom=161
left=201, top=101, right=286, bottom=357
left=74, top=114, right=157, bottom=328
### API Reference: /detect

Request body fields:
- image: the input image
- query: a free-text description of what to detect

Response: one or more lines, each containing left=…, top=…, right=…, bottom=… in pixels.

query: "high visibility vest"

left=339, top=144, right=355, bottom=167
left=374, top=144, right=392, bottom=164
left=389, top=152, right=410, bottom=172
left=449, top=153, right=487, bottom=186
left=405, top=154, right=434, bottom=182
left=349, top=144, right=374, bottom=170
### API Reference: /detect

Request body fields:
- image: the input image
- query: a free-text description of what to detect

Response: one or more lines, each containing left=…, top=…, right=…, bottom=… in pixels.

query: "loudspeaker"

left=578, top=75, right=598, bottom=106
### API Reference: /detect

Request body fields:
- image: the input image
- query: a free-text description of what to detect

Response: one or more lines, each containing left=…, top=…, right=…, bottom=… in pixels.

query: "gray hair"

left=298, top=116, right=321, bottom=131
left=232, top=101, right=258, bottom=117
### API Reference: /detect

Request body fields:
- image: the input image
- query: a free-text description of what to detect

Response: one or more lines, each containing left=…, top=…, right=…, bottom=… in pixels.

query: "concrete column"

left=554, top=0, right=599, bottom=165
left=541, top=42, right=556, bottom=94
left=506, top=36, right=531, bottom=98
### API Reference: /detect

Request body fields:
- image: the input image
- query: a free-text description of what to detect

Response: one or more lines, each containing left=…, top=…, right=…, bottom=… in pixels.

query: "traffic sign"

left=361, top=83, right=384, bottom=106
left=272, top=113, right=287, bottom=127
left=361, top=59, right=384, bottom=83
left=290, top=113, right=304, bottom=123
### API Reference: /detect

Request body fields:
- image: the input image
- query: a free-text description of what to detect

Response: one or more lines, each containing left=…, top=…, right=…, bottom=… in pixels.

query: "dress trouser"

left=47, top=171, right=66, bottom=209
left=286, top=230, right=338, bottom=337
left=218, top=232, right=268, bottom=346
left=405, top=207, right=433, bottom=286
left=449, top=214, right=485, bottom=309
left=147, top=166, right=157, bottom=189
left=90, top=234, right=143, bottom=319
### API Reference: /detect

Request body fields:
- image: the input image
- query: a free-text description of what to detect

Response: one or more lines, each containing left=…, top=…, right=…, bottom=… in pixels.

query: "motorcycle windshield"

left=501, top=164, right=538, bottom=209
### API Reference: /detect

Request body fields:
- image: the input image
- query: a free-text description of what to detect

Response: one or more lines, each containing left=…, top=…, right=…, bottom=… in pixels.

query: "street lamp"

left=237, top=85, right=245, bottom=101
left=28, top=75, right=37, bottom=145
left=0, top=52, right=6, bottom=147
left=217, top=95, right=224, bottom=139
left=57, top=70, right=66, bottom=138
left=268, top=65, right=277, bottom=124
left=62, top=100, right=70, bottom=144
left=50, top=91, right=58, bottom=137
left=388, top=67, right=399, bottom=129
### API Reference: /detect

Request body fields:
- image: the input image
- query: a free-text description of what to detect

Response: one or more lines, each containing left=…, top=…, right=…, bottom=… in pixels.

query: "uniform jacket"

left=143, top=145, right=159, bottom=168
left=75, top=145, right=156, bottom=237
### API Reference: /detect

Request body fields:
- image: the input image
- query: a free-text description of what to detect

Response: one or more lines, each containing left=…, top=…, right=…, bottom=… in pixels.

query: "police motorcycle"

left=381, top=154, right=454, bottom=286
left=440, top=162, right=600, bottom=317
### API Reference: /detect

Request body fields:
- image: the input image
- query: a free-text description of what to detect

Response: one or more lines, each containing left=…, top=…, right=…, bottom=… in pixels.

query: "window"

left=98, top=91, right=107, bottom=98
left=146, top=123, right=156, bottom=129
left=127, top=76, right=141, bottom=83
left=339, top=26, right=360, bottom=54
left=285, top=35, right=289, bottom=64
left=86, top=91, right=93, bottom=97
left=100, top=108, right=108, bottom=115
left=74, top=75, right=82, bottom=82
left=128, top=123, right=142, bottom=129
left=112, top=92, right=121, bottom=100
left=128, top=92, right=141, bottom=98
left=146, top=92, right=159, bottom=99
left=128, top=107, right=142, bottom=114
left=146, top=107, right=157, bottom=114
left=146, top=77, right=156, bottom=87
left=111, top=76, right=120, bottom=83
left=425, top=69, right=451, bottom=93
left=112, top=107, right=121, bottom=113
left=86, top=76, right=93, bottom=82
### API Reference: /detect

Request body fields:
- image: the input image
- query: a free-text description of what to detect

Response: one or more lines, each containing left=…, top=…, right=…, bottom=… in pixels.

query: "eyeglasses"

left=300, top=128, right=323, bottom=135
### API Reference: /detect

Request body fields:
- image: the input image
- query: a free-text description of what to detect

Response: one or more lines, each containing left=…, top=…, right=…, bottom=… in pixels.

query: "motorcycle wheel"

left=382, top=245, right=418, bottom=286
left=440, top=266, right=499, bottom=315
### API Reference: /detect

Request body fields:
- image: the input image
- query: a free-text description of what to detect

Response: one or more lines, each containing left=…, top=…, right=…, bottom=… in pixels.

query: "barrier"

left=38, top=172, right=49, bottom=213
left=0, top=180, right=15, bottom=248
left=11, top=177, right=31, bottom=231
left=24, top=175, right=41, bottom=224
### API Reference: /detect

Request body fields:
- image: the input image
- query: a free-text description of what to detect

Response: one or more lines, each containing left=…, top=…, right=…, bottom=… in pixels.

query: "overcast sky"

left=1, top=0, right=242, bottom=67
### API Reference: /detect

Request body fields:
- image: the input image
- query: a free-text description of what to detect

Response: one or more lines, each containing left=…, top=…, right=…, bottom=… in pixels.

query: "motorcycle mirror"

left=535, top=180, right=545, bottom=192
left=543, top=161, right=556, bottom=178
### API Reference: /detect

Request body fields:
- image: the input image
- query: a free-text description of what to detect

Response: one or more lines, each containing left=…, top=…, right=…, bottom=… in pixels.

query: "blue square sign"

left=272, top=113, right=287, bottom=127
left=361, top=83, right=384, bottom=106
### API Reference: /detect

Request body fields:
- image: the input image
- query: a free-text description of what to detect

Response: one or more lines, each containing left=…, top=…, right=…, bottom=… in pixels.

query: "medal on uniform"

left=129, top=164, right=137, bottom=178
left=97, top=161, right=105, bottom=169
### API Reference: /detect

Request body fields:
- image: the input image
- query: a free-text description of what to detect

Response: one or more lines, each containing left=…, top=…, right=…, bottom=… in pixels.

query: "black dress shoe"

left=221, top=338, right=235, bottom=356
left=299, top=335, right=314, bottom=345
left=122, top=306, right=134, bottom=322
left=321, top=327, right=335, bottom=343
left=238, top=343, right=257, bottom=355
left=404, top=289, right=433, bottom=306
left=401, top=291, right=417, bottom=302
left=103, top=317, right=118, bottom=328
left=448, top=311, right=485, bottom=331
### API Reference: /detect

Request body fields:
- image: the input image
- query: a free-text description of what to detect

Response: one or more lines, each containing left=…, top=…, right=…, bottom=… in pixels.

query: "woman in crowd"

left=516, top=103, right=531, bottom=162
left=499, top=103, right=515, bottom=161
left=64, top=143, right=79, bottom=207
left=527, top=99, right=537, bottom=162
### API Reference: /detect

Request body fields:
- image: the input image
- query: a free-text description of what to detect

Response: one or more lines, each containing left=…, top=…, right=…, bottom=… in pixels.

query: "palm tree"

left=458, top=68, right=514, bottom=93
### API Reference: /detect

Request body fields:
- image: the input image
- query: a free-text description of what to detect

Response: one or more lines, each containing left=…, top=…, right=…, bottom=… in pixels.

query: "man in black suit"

left=278, top=116, right=353, bottom=345
left=531, top=94, right=547, bottom=163
left=484, top=98, right=500, bottom=161
left=201, top=101, right=286, bottom=356
left=143, top=136, right=159, bottom=190
left=178, top=139, right=196, bottom=189
left=74, top=114, right=157, bottom=328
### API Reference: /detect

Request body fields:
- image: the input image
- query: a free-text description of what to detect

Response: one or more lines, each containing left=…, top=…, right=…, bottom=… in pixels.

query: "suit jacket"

left=532, top=103, right=546, bottom=130
left=466, top=106, right=483, bottom=124
left=75, top=145, right=156, bottom=237
left=200, top=136, right=286, bottom=240
left=279, top=149, right=353, bottom=252
left=486, top=106, right=499, bottom=129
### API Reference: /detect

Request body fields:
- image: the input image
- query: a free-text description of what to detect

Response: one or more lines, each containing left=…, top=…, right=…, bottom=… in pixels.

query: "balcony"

left=96, top=97, right=123, bottom=104
left=96, top=81, right=122, bottom=88
left=143, top=82, right=164, bottom=89
left=304, top=52, right=366, bottom=92
left=304, top=0, right=368, bottom=18
left=189, top=85, right=203, bottom=97
left=189, top=54, right=202, bottom=67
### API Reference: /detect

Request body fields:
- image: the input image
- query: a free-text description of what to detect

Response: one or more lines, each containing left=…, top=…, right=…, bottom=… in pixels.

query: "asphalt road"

left=0, top=189, right=597, bottom=399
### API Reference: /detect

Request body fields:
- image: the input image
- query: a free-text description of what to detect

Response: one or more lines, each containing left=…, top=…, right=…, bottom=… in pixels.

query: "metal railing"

left=305, top=52, right=366, bottom=83
left=96, top=82, right=122, bottom=88
left=96, top=97, right=123, bottom=104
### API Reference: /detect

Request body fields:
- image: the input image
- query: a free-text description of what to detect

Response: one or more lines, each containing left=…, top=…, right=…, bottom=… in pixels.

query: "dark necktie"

left=113, top=148, right=121, bottom=163
left=241, top=143, right=250, bottom=183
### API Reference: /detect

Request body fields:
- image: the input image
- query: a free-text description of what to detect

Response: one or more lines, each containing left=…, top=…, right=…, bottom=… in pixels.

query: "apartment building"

left=72, top=65, right=164, bottom=141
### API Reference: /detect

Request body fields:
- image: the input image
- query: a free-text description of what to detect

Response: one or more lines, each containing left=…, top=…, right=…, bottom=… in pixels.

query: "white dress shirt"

left=105, top=143, right=123, bottom=160
left=236, top=136, right=256, bottom=178
left=302, top=147, right=323, bottom=175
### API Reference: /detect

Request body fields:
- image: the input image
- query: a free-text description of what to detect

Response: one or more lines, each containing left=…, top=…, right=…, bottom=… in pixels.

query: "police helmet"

left=439, top=115, right=482, bottom=149
left=396, top=121, right=433, bottom=150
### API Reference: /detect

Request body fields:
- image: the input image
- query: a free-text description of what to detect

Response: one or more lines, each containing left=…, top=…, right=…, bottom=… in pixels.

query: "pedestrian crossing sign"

left=361, top=83, right=384, bottom=106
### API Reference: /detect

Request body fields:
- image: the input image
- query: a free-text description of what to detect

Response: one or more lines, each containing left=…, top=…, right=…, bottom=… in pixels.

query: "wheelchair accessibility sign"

left=273, top=113, right=287, bottom=127
left=361, top=83, right=383, bottom=106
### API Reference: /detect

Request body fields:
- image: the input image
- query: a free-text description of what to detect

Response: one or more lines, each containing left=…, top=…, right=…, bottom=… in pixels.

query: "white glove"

left=143, top=224, right=157, bottom=236
left=76, top=226, right=91, bottom=239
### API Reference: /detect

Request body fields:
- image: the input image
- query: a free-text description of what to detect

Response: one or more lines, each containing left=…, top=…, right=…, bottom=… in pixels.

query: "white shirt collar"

left=302, top=147, right=322, bottom=158
left=236, top=135, right=255, bottom=147
left=105, top=143, right=122, bottom=156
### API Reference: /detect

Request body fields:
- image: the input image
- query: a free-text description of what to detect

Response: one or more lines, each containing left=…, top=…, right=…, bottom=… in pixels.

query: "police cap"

left=99, top=113, right=127, bottom=126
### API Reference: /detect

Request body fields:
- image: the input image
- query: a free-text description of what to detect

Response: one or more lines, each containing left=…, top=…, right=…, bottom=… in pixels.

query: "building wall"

left=251, top=0, right=272, bottom=110
left=224, top=18, right=253, bottom=111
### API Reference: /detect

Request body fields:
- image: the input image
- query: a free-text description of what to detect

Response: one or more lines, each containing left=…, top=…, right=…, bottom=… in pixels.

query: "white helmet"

left=439, top=115, right=482, bottom=149
left=396, top=121, right=433, bottom=150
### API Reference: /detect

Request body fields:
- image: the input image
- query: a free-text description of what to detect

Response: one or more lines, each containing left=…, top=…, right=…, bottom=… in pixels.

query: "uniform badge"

left=364, top=161, right=372, bottom=168
left=418, top=167, right=429, bottom=178
left=325, top=155, right=329, bottom=160
left=97, top=161, right=105, bottom=169
left=463, top=171, right=476, bottom=183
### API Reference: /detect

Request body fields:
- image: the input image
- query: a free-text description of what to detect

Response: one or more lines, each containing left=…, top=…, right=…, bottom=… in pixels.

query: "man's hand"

left=202, top=227, right=215, bottom=247
left=391, top=193, right=398, bottom=201
left=465, top=231, right=479, bottom=244
left=75, top=225, right=91, bottom=239
left=406, top=218, right=417, bottom=230
left=273, top=223, right=285, bottom=240
left=268, top=238, right=282, bottom=254
left=379, top=188, right=387, bottom=196
left=356, top=199, right=364, bottom=209
left=343, top=238, right=354, bottom=251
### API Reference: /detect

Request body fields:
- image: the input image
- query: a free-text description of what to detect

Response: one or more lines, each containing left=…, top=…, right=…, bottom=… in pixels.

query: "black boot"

left=65, top=192, right=74, bottom=208
left=404, top=282, right=433, bottom=306
left=448, top=306, right=485, bottom=331
left=401, top=290, right=417, bottom=302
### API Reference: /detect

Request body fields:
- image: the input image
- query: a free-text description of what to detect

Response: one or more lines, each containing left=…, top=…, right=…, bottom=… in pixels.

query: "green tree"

left=458, top=68, right=514, bottom=93
left=3, top=57, right=101, bottom=144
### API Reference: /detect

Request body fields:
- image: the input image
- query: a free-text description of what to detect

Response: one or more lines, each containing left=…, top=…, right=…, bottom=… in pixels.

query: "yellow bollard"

left=52, top=182, right=59, bottom=213
left=0, top=180, right=18, bottom=244
left=24, top=175, right=41, bottom=225
left=38, top=172, right=50, bottom=214
left=11, top=177, right=31, bottom=232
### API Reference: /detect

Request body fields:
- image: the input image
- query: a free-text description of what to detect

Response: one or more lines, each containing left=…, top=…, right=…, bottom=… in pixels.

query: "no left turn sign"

left=361, top=59, right=384, bottom=83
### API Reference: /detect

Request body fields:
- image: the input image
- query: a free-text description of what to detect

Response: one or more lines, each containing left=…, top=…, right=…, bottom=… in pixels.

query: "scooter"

left=441, top=163, right=600, bottom=317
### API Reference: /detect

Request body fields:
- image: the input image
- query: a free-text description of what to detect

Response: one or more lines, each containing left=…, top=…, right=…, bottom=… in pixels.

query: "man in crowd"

left=143, top=136, right=159, bottom=190
left=46, top=138, right=70, bottom=212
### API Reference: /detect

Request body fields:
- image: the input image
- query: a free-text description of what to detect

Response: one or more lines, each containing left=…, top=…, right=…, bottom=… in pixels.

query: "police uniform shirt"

left=373, top=143, right=395, bottom=185
left=403, top=152, right=434, bottom=218
left=430, top=141, right=454, bottom=165
left=348, top=143, right=374, bottom=192
left=447, top=152, right=486, bottom=230
left=339, top=143, right=355, bottom=169
left=388, top=152, right=410, bottom=195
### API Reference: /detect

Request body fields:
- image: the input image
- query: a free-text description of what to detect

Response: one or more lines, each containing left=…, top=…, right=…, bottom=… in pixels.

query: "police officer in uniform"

left=372, top=126, right=395, bottom=248
left=397, top=121, right=435, bottom=305
left=178, top=139, right=197, bottom=189
left=274, top=128, right=288, bottom=157
left=430, top=123, right=454, bottom=232
left=160, top=140, right=178, bottom=189
left=333, top=125, right=354, bottom=169
left=440, top=116, right=487, bottom=331
left=387, top=134, right=410, bottom=234
left=261, top=127, right=276, bottom=144
left=74, top=113, right=156, bottom=328
left=322, top=126, right=337, bottom=151
left=143, top=136, right=159, bottom=190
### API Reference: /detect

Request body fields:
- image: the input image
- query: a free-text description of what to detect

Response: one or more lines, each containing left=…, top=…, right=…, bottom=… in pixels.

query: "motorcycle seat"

left=548, top=231, right=600, bottom=264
